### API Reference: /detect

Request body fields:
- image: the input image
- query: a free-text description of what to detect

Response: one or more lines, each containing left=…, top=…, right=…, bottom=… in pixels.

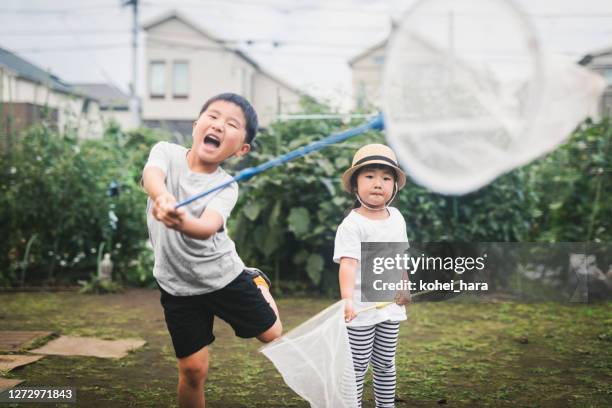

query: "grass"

left=0, top=290, right=610, bottom=407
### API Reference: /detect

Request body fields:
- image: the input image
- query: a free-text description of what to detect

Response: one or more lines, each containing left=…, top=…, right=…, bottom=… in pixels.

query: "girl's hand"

left=344, top=299, right=356, bottom=322
left=395, top=291, right=411, bottom=306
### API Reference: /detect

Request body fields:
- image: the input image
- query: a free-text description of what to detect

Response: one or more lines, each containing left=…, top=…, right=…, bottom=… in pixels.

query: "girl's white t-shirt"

left=333, top=207, right=409, bottom=327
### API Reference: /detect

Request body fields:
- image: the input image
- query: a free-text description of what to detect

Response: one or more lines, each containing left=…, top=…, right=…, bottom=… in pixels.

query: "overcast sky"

left=1, top=0, right=611, bottom=109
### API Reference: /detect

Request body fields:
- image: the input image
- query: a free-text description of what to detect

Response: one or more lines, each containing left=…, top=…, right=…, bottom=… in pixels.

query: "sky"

left=1, top=0, right=611, bottom=109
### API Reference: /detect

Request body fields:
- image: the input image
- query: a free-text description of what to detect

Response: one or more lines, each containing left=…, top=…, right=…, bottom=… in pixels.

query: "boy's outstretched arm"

left=143, top=166, right=184, bottom=229
left=177, top=208, right=224, bottom=240
left=142, top=166, right=223, bottom=240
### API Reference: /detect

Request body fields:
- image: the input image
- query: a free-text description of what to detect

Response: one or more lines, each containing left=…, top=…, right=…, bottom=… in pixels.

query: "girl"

left=333, top=143, right=410, bottom=408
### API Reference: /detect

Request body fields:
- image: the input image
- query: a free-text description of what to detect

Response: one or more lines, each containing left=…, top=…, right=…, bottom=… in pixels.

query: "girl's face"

left=355, top=166, right=396, bottom=209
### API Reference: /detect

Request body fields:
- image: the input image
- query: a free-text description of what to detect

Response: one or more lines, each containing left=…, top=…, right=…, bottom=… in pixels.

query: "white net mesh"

left=260, top=300, right=358, bottom=408
left=383, top=0, right=607, bottom=195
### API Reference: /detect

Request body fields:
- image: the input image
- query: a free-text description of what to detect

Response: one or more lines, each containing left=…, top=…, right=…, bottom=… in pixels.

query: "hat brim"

left=342, top=160, right=406, bottom=193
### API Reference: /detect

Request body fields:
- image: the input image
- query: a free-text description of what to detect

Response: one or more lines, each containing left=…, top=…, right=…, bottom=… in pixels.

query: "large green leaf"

left=261, top=225, right=282, bottom=257
left=293, top=249, right=309, bottom=265
left=306, top=253, right=324, bottom=285
left=243, top=202, right=262, bottom=221
left=268, top=200, right=282, bottom=227
left=287, top=207, right=310, bottom=237
left=320, top=178, right=336, bottom=196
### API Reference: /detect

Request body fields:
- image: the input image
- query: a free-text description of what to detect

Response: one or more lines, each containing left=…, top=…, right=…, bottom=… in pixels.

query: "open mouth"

left=204, top=134, right=221, bottom=148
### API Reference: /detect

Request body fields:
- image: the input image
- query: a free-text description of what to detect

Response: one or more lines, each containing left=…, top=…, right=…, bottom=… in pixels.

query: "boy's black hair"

left=199, top=92, right=258, bottom=144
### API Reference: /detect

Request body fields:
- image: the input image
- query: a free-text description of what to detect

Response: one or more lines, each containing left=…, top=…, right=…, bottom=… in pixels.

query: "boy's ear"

left=234, top=143, right=251, bottom=158
left=192, top=120, right=197, bottom=128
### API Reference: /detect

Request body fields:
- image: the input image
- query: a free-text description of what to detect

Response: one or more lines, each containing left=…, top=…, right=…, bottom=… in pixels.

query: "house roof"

left=579, top=45, right=612, bottom=66
left=72, top=83, right=129, bottom=109
left=142, top=10, right=302, bottom=96
left=348, top=39, right=387, bottom=67
left=0, top=46, right=79, bottom=95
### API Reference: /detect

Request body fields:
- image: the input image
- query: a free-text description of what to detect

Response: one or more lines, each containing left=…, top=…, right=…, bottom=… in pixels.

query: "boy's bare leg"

left=177, top=347, right=209, bottom=408
left=256, top=285, right=283, bottom=343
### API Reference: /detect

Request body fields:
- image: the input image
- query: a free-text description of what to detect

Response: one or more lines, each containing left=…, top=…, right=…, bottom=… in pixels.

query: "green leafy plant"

left=0, top=122, right=166, bottom=286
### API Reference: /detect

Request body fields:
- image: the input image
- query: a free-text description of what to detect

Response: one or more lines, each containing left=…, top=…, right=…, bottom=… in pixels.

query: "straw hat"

left=341, top=144, right=406, bottom=193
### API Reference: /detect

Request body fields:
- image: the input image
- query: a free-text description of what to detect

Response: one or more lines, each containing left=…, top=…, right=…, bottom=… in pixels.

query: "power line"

left=13, top=44, right=129, bottom=53
left=146, top=32, right=370, bottom=49
left=0, top=5, right=119, bottom=14
left=0, top=29, right=376, bottom=50
left=142, top=0, right=612, bottom=17
left=0, top=29, right=129, bottom=36
left=143, top=0, right=391, bottom=14
left=532, top=13, right=612, bottom=18
left=147, top=39, right=352, bottom=58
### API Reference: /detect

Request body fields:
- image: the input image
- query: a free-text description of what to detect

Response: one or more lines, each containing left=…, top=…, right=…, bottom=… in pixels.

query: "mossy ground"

left=0, top=290, right=610, bottom=407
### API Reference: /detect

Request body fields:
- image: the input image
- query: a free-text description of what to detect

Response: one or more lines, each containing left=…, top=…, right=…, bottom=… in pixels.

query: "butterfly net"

left=260, top=300, right=358, bottom=408
left=383, top=0, right=606, bottom=195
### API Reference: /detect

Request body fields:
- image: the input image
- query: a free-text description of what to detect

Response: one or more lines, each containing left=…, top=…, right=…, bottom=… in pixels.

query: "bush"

left=0, top=122, right=166, bottom=286
left=2, top=107, right=608, bottom=294
left=528, top=118, right=612, bottom=242
left=229, top=107, right=368, bottom=296
left=230, top=107, right=540, bottom=295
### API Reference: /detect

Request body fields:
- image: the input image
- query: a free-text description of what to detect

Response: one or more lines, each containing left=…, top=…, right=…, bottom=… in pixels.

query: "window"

left=603, top=68, right=612, bottom=85
left=356, top=81, right=367, bottom=110
left=373, top=55, right=385, bottom=65
left=173, top=61, right=189, bottom=98
left=149, top=61, right=166, bottom=98
left=240, top=67, right=249, bottom=99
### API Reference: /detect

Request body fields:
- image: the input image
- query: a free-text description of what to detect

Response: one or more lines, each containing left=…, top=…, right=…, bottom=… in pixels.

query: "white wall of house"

left=143, top=17, right=257, bottom=121
left=349, top=43, right=386, bottom=110
left=0, top=65, right=103, bottom=138
left=252, top=71, right=302, bottom=125
left=99, top=109, right=135, bottom=131
left=583, top=51, right=612, bottom=117
left=142, top=13, right=302, bottom=127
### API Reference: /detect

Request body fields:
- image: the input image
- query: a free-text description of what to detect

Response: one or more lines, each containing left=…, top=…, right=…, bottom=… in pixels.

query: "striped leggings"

left=347, top=320, right=400, bottom=408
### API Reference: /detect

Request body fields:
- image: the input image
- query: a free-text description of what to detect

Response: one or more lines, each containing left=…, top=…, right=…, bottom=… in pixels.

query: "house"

left=351, top=37, right=612, bottom=118
left=0, top=46, right=102, bottom=139
left=142, top=10, right=303, bottom=139
left=72, top=83, right=137, bottom=130
left=579, top=46, right=612, bottom=117
left=348, top=40, right=387, bottom=111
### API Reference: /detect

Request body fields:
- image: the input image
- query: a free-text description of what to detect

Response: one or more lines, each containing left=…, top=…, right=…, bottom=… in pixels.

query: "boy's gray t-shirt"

left=145, top=141, right=245, bottom=296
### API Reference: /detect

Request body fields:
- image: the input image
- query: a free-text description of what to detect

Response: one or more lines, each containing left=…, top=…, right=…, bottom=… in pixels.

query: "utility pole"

left=122, top=0, right=140, bottom=127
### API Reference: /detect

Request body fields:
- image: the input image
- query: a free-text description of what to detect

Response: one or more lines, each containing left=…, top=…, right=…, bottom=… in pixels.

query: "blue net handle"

left=176, top=114, right=384, bottom=208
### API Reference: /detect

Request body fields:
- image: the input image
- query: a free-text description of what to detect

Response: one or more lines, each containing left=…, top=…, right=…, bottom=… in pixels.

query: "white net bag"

left=383, top=0, right=607, bottom=195
left=260, top=300, right=358, bottom=408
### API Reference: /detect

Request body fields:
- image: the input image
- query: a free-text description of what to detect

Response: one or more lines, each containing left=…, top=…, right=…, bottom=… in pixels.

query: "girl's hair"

left=346, top=163, right=399, bottom=213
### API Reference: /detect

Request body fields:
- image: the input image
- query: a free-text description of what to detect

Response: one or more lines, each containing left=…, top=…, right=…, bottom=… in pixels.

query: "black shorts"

left=158, top=270, right=277, bottom=359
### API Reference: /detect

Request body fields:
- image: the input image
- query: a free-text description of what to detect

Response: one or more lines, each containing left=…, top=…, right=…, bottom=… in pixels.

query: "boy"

left=142, top=93, right=282, bottom=408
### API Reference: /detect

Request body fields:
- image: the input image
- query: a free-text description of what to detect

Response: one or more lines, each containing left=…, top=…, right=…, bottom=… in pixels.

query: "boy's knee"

left=179, top=357, right=209, bottom=386
left=257, top=319, right=282, bottom=343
